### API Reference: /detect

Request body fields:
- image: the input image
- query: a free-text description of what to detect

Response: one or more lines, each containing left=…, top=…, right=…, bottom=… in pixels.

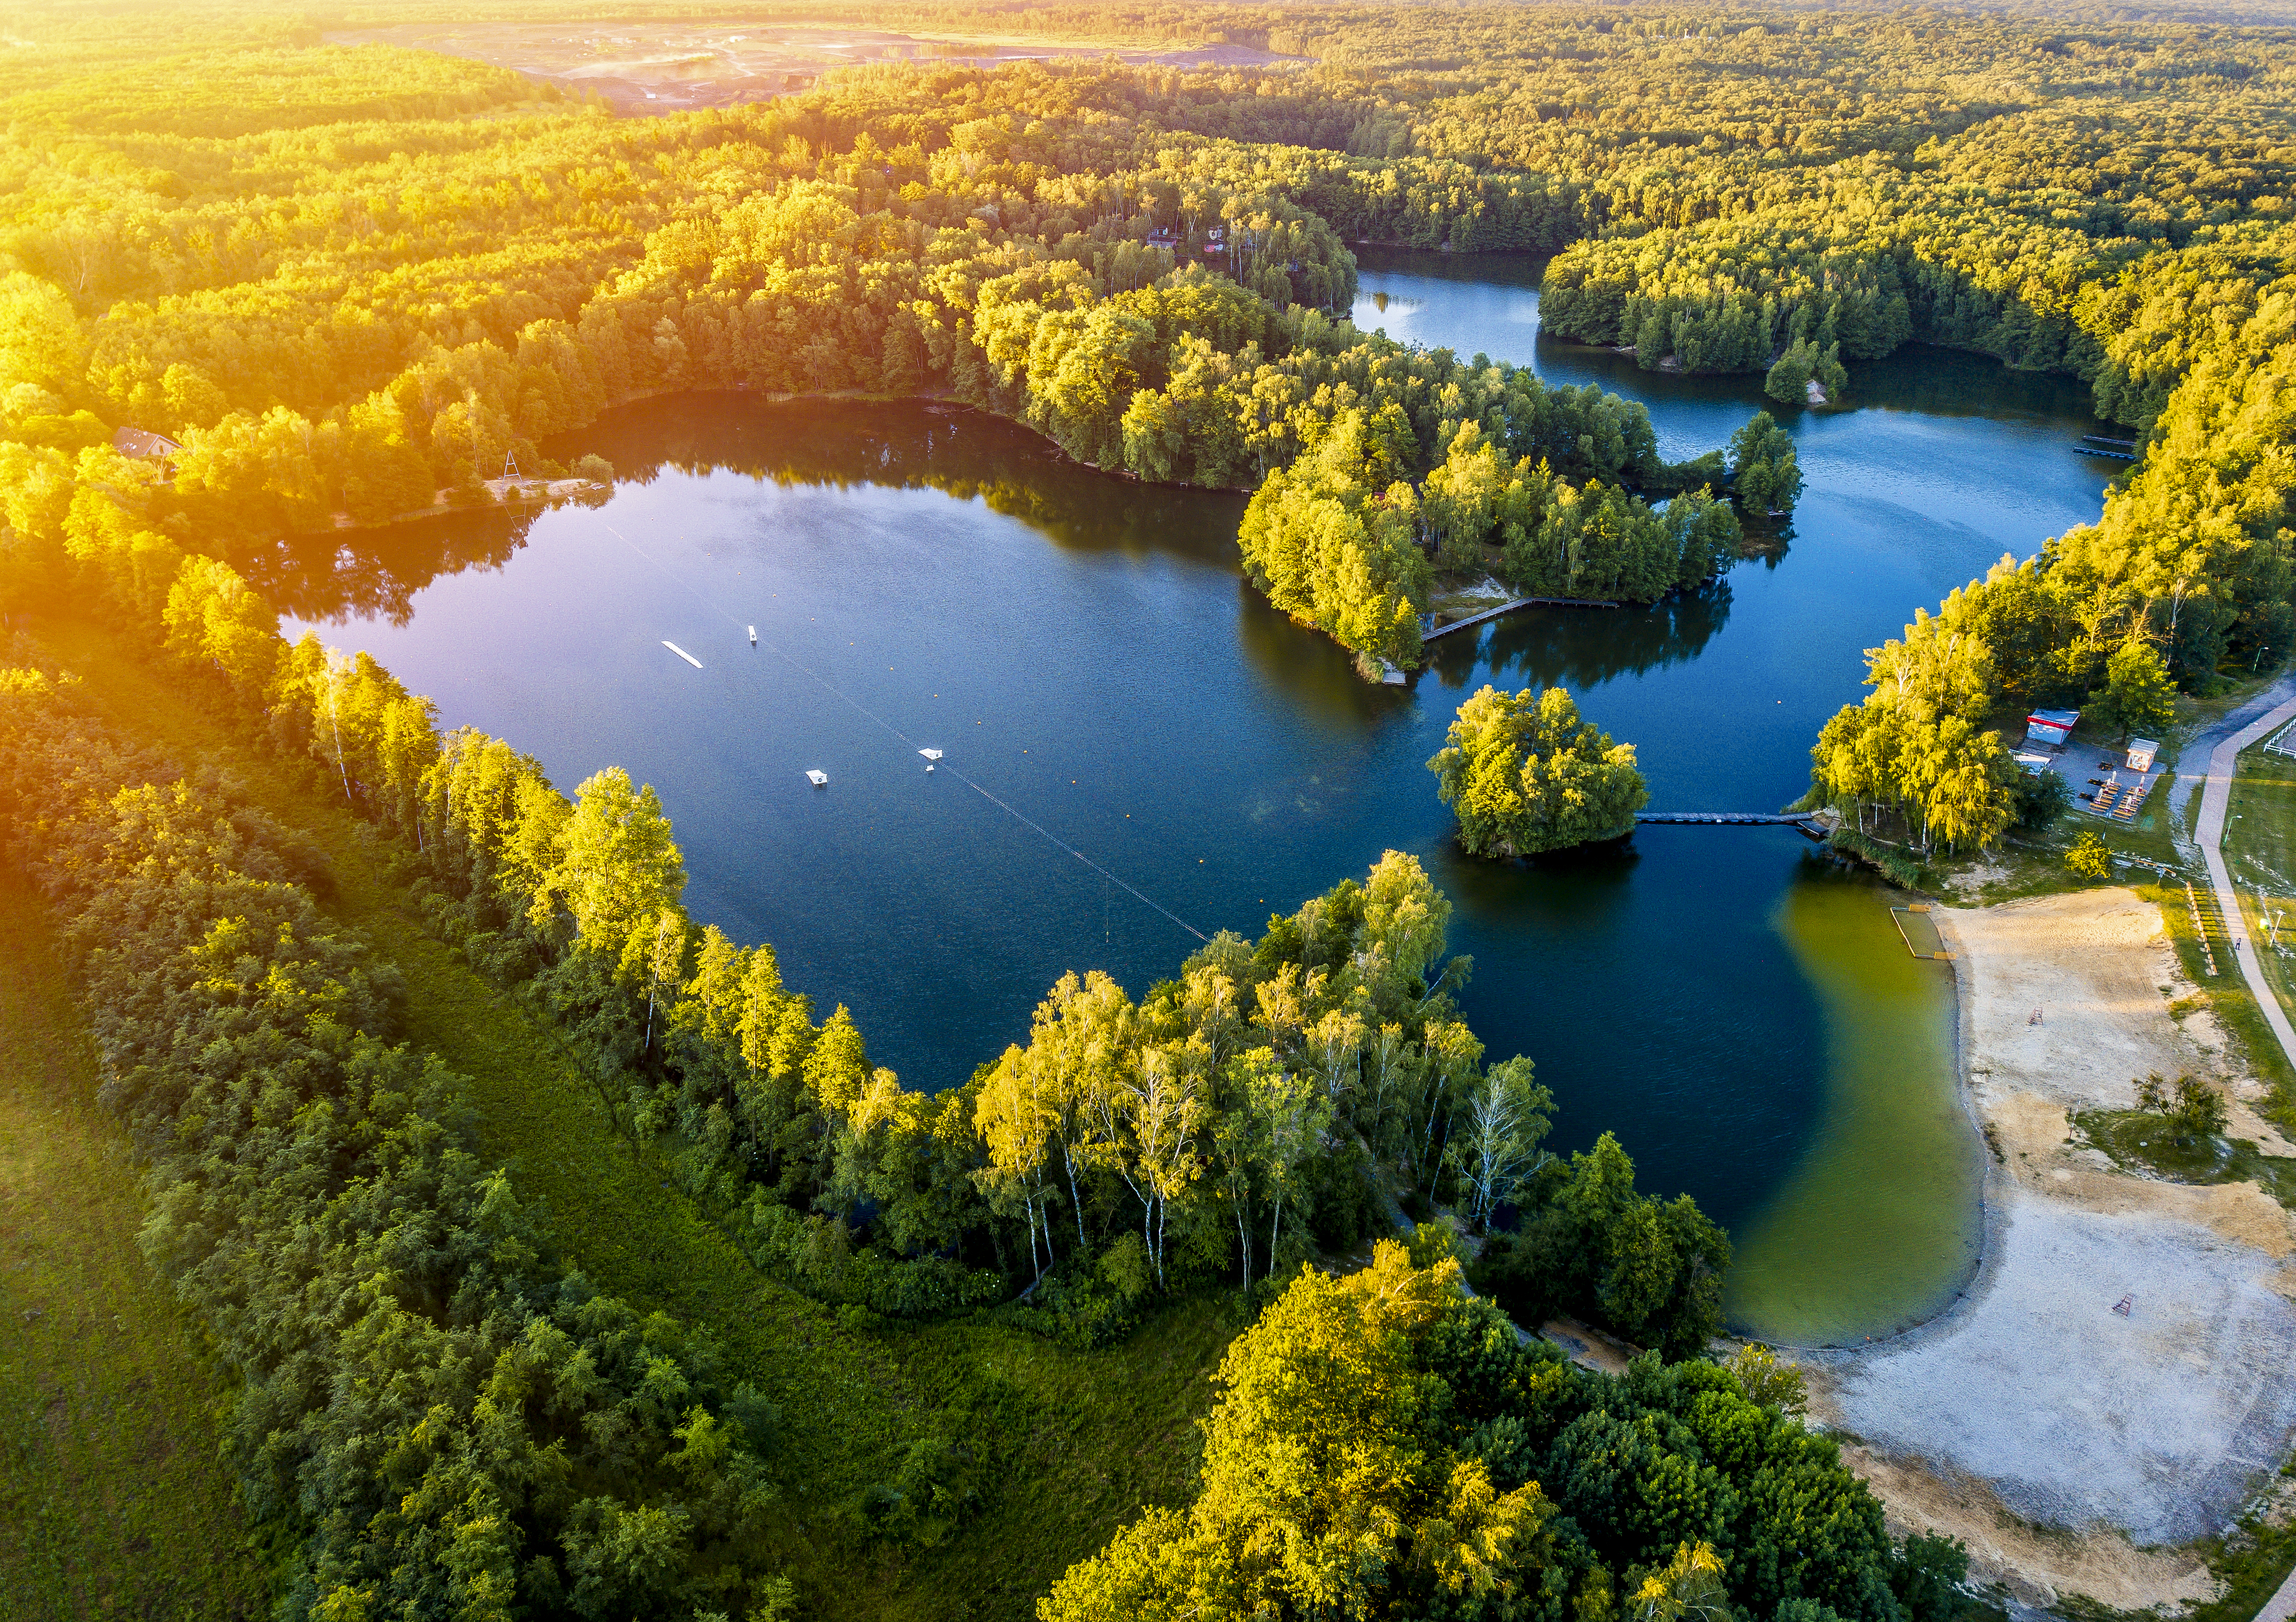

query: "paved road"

left=2176, top=680, right=2296, bottom=1622
left=2165, top=672, right=2296, bottom=868
left=2190, top=682, right=2296, bottom=1076
left=2171, top=674, right=2296, bottom=808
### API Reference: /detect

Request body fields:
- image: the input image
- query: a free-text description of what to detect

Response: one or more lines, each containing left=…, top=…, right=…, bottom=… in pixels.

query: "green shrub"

left=2067, top=831, right=2113, bottom=880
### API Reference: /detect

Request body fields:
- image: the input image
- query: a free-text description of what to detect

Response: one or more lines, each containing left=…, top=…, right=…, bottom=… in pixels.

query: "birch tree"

left=1447, top=1056, right=1553, bottom=1230
left=535, top=766, right=686, bottom=956
left=975, top=1045, right=1057, bottom=1282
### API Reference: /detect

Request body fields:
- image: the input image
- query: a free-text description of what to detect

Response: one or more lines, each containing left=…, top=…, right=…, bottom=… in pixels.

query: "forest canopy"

left=6, top=0, right=2296, bottom=1612
left=1429, top=685, right=1650, bottom=858
left=9, top=0, right=2291, bottom=685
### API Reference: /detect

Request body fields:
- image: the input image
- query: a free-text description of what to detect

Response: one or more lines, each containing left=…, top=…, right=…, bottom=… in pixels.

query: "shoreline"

left=1790, top=886, right=2296, bottom=1610
left=1745, top=896, right=2006, bottom=1355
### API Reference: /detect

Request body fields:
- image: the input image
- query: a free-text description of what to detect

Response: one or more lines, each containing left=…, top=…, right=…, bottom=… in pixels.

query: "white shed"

left=2024, top=708, right=2080, bottom=750
left=2126, top=738, right=2159, bottom=773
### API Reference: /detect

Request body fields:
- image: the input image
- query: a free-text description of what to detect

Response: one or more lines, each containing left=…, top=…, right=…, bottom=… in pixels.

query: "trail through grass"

left=0, top=868, right=274, bottom=1621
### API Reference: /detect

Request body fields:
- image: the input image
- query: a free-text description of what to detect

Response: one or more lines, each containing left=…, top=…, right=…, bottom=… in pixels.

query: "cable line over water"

left=600, top=521, right=1208, bottom=943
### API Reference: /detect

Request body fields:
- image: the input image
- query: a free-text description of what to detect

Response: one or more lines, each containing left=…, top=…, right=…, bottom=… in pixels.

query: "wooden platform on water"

left=1635, top=812, right=1830, bottom=840
left=1422, top=593, right=1621, bottom=642
left=1891, top=904, right=1951, bottom=960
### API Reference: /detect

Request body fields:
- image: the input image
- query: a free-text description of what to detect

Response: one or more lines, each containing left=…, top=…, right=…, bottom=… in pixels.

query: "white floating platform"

left=919, top=748, right=943, bottom=760
left=805, top=769, right=828, bottom=787
left=663, top=640, right=703, bottom=669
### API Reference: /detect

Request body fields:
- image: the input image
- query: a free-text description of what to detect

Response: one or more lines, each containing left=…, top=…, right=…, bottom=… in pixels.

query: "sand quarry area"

left=1798, top=888, right=2296, bottom=1609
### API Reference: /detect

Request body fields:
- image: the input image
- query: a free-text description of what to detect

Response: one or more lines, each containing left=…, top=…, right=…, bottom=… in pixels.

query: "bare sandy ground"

left=1800, top=888, right=2296, bottom=1605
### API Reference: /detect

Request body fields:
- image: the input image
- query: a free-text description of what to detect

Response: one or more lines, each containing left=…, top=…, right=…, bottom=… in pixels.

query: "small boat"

left=805, top=769, right=828, bottom=787
left=919, top=747, right=943, bottom=761
left=748, top=626, right=757, bottom=645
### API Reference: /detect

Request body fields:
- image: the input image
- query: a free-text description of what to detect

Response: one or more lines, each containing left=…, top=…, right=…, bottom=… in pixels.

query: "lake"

left=262, top=249, right=2111, bottom=1343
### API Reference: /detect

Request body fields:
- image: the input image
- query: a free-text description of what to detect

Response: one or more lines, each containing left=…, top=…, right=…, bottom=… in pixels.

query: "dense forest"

left=6, top=0, right=2296, bottom=1613
left=1042, top=1239, right=1966, bottom=1622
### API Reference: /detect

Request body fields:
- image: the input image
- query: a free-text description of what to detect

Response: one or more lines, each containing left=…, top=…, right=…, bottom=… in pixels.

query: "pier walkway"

left=1636, top=811, right=1827, bottom=834
left=1635, top=816, right=1827, bottom=844
left=1421, top=594, right=1620, bottom=642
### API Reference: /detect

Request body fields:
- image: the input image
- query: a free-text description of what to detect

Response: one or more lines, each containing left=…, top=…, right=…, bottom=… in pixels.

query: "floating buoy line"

left=602, top=522, right=1207, bottom=942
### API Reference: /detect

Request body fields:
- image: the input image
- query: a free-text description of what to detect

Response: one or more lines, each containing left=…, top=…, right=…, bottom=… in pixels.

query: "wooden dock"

left=1891, top=904, right=1951, bottom=960
left=1635, top=812, right=1830, bottom=841
left=1636, top=811, right=1820, bottom=826
left=1422, top=594, right=1621, bottom=642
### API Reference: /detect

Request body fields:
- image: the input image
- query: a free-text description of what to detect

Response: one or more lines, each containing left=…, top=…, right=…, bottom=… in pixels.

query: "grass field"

left=0, top=868, right=274, bottom=1621
left=18, top=612, right=1237, bottom=1619
left=2226, top=742, right=2296, bottom=1053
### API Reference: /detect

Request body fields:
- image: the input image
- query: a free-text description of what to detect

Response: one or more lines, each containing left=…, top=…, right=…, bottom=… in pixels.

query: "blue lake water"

left=263, top=249, right=2113, bottom=1339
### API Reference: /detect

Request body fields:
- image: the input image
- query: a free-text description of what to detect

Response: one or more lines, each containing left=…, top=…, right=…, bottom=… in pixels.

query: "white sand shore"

left=1797, top=888, right=2296, bottom=1608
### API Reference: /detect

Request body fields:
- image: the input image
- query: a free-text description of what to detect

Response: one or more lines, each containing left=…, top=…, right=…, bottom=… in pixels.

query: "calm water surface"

left=263, top=251, right=2111, bottom=1341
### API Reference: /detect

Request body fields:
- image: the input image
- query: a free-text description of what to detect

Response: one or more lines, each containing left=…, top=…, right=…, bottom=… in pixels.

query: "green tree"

left=2169, top=1076, right=2229, bottom=1140
left=1729, top=411, right=1804, bottom=513
left=1428, top=685, right=1648, bottom=857
left=160, top=555, right=280, bottom=703
left=537, top=767, right=688, bottom=955
left=1040, top=1243, right=1566, bottom=1622
left=1636, top=1542, right=1731, bottom=1622
left=2087, top=642, right=2176, bottom=739
left=1724, top=1343, right=1809, bottom=1417
left=1475, top=1132, right=1731, bottom=1359
left=1765, top=341, right=1817, bottom=405
left=1447, top=1056, right=1553, bottom=1231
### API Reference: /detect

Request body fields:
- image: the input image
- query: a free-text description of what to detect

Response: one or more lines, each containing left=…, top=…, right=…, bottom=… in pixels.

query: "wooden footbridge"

left=1636, top=812, right=1831, bottom=841
left=1421, top=594, right=1620, bottom=641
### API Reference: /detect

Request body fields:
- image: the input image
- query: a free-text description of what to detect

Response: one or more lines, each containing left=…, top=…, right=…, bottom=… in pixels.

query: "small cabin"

left=111, top=425, right=182, bottom=465
left=2126, top=738, right=2159, bottom=773
left=2023, top=708, right=2080, bottom=750
left=2011, top=750, right=2054, bottom=777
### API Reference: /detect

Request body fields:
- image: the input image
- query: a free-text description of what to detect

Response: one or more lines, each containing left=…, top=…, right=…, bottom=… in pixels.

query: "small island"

left=1427, top=685, right=1650, bottom=856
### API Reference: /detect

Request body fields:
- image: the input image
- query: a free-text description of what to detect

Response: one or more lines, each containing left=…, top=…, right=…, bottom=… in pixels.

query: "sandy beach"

left=1795, top=888, right=2296, bottom=1608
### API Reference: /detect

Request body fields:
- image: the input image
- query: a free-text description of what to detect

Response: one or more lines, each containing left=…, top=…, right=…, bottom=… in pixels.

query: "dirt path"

left=1796, top=889, right=2296, bottom=1607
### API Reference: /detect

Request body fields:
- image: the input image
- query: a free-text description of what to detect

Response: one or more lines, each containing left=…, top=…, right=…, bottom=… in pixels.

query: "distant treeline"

left=0, top=17, right=1767, bottom=676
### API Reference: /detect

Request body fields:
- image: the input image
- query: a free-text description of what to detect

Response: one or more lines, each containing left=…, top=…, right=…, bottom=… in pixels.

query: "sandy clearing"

left=1953, top=888, right=2217, bottom=1109
left=1800, top=888, right=2296, bottom=1599
left=1828, top=1198, right=2296, bottom=1544
left=1835, top=1444, right=2217, bottom=1612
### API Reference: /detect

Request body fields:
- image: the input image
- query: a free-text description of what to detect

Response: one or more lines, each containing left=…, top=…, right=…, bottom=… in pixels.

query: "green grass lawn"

left=2075, top=1107, right=2296, bottom=1202
left=0, top=868, right=275, bottom=1621
left=23, top=613, right=1235, bottom=1619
